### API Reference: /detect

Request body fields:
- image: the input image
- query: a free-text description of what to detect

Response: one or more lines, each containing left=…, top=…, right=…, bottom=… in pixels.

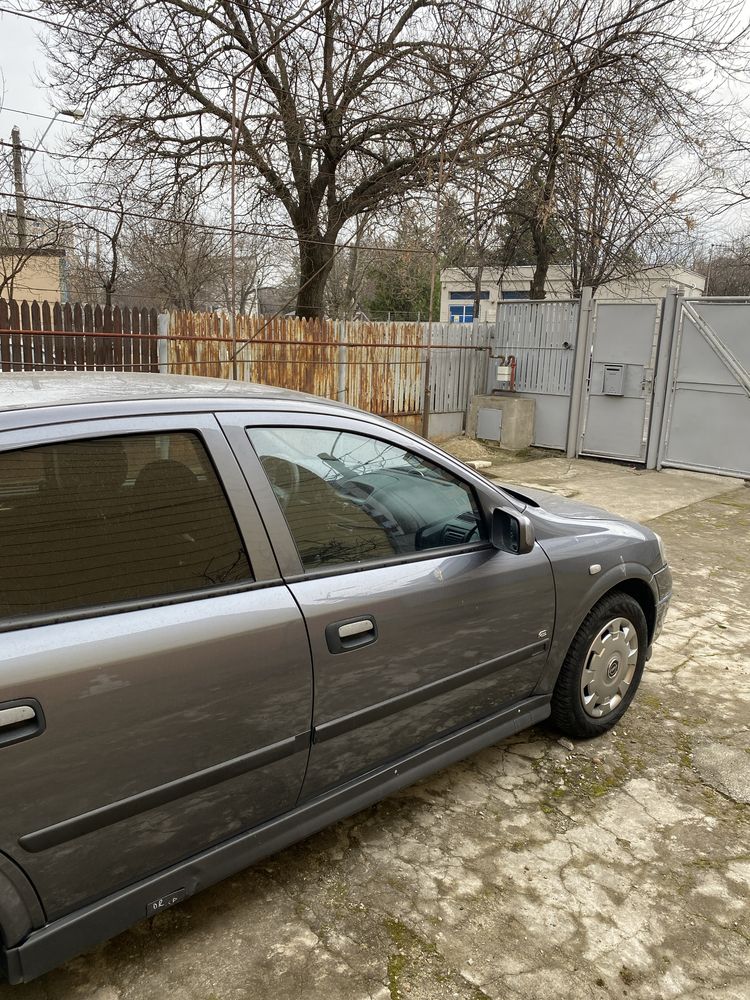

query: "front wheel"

left=550, top=591, right=648, bottom=739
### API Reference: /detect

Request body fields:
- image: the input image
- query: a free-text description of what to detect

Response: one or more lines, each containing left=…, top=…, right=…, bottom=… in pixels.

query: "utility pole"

left=11, top=127, right=27, bottom=249
left=230, top=76, right=238, bottom=380
left=10, top=110, right=83, bottom=254
left=421, top=146, right=445, bottom=439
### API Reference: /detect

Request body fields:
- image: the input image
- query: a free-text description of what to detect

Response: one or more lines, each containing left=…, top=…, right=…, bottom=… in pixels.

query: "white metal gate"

left=659, top=298, right=750, bottom=478
left=579, top=301, right=662, bottom=463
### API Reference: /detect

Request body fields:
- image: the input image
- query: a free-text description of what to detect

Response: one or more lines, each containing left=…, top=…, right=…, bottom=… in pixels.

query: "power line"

left=0, top=188, right=439, bottom=254
left=0, top=138, right=125, bottom=165
left=0, top=105, right=82, bottom=123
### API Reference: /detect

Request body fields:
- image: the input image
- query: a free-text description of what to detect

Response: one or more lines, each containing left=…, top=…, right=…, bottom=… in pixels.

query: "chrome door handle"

left=0, top=699, right=45, bottom=748
left=0, top=705, right=36, bottom=728
left=325, top=616, right=378, bottom=654
left=338, top=620, right=373, bottom=639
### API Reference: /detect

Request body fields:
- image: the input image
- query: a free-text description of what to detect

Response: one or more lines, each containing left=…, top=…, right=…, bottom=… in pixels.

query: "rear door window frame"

left=0, top=412, right=281, bottom=631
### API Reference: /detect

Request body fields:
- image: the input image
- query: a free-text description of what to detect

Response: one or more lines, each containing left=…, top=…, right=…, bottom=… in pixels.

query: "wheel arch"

left=0, top=851, right=45, bottom=955
left=608, top=578, right=656, bottom=643
left=534, top=563, right=659, bottom=696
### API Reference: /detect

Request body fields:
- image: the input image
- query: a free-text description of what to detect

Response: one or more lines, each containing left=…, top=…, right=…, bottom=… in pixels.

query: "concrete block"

left=467, top=393, right=535, bottom=451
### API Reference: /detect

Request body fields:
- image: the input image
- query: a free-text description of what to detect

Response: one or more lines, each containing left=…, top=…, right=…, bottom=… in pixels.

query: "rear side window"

left=0, top=432, right=253, bottom=623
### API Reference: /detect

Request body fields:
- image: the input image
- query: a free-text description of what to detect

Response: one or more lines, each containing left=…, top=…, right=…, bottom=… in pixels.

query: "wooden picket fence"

left=0, top=299, right=160, bottom=372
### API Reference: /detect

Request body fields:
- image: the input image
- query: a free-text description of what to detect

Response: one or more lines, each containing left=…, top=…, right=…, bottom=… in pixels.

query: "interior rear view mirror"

left=490, top=506, right=535, bottom=555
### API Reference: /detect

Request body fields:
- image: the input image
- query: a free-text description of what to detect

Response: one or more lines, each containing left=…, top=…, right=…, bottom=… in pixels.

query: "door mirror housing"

left=490, top=506, right=535, bottom=555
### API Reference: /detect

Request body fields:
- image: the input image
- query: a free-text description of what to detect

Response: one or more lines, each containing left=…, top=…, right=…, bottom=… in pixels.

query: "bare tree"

left=325, top=214, right=376, bottom=318
left=558, top=114, right=703, bottom=294
left=699, top=237, right=750, bottom=295
left=487, top=0, right=744, bottom=298
left=439, top=159, right=526, bottom=318
left=66, top=180, right=128, bottom=307
left=38, top=0, right=625, bottom=317
left=213, top=227, right=283, bottom=315
left=118, top=189, right=226, bottom=311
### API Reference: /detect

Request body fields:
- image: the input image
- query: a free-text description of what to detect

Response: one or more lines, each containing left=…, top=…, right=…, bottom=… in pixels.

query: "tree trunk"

left=473, top=263, right=484, bottom=320
left=529, top=229, right=549, bottom=299
left=529, top=146, right=557, bottom=300
left=296, top=240, right=336, bottom=319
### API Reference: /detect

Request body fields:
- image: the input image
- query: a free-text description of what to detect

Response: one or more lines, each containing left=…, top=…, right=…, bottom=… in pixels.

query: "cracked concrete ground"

left=3, top=455, right=749, bottom=1000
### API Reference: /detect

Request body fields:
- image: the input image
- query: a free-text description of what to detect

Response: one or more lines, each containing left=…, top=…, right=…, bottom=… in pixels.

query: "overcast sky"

left=0, top=10, right=80, bottom=159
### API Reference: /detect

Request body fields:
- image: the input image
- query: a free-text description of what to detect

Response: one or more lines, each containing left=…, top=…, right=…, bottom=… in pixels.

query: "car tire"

left=550, top=591, right=648, bottom=739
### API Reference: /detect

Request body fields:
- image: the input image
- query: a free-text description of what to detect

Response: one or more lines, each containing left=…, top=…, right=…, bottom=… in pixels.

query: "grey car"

left=0, top=373, right=671, bottom=983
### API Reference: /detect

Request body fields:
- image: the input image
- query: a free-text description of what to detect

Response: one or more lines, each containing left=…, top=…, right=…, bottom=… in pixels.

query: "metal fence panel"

left=495, top=300, right=579, bottom=449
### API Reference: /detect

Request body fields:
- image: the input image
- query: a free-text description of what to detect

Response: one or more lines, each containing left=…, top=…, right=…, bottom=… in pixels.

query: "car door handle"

left=0, top=699, right=45, bottom=748
left=325, top=616, right=378, bottom=654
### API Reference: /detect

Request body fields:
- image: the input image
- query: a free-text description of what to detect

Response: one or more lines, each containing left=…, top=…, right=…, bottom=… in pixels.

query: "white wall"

left=440, top=266, right=706, bottom=324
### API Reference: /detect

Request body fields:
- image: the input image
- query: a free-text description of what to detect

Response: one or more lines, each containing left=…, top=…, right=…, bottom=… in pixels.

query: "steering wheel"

left=260, top=456, right=301, bottom=508
left=461, top=521, right=481, bottom=544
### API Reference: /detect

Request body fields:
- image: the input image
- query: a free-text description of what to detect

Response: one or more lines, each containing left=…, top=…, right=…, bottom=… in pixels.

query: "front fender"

left=533, top=560, right=658, bottom=695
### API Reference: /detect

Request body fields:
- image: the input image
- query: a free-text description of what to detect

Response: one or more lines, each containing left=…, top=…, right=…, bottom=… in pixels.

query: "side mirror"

left=490, top=506, right=535, bottom=555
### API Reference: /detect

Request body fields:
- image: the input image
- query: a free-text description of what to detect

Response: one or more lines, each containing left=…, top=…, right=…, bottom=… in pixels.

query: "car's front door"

left=0, top=413, right=312, bottom=920
left=220, top=413, right=555, bottom=800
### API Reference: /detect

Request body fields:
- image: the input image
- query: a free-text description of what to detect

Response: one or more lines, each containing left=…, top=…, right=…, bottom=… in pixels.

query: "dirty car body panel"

left=0, top=374, right=671, bottom=983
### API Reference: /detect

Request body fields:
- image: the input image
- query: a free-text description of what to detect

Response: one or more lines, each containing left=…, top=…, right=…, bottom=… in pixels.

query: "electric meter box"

left=486, top=356, right=515, bottom=393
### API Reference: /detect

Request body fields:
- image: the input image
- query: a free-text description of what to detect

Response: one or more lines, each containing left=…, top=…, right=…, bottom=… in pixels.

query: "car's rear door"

left=219, top=412, right=555, bottom=800
left=0, top=412, right=312, bottom=921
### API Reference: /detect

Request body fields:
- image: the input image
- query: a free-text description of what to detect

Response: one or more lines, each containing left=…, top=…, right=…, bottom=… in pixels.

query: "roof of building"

left=440, top=263, right=707, bottom=283
left=257, top=285, right=296, bottom=316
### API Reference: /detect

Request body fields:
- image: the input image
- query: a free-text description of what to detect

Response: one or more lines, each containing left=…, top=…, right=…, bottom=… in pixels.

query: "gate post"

left=645, top=288, right=681, bottom=470
left=157, top=312, right=170, bottom=374
left=565, top=287, right=594, bottom=458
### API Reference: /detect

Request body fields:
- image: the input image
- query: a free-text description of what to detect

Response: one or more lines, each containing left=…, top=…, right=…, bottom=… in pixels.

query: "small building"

left=256, top=285, right=296, bottom=317
left=0, top=248, right=67, bottom=302
left=440, top=265, right=706, bottom=323
left=0, top=212, right=70, bottom=303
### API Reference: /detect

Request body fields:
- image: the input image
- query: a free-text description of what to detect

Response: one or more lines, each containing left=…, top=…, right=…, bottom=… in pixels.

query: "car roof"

left=0, top=372, right=344, bottom=413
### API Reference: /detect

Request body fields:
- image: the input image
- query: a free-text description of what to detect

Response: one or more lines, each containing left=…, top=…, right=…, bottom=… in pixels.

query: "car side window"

left=247, top=426, right=487, bottom=570
left=0, top=431, right=253, bottom=623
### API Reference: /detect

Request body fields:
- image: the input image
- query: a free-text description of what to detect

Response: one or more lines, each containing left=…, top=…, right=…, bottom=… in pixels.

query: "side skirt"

left=4, top=694, right=550, bottom=985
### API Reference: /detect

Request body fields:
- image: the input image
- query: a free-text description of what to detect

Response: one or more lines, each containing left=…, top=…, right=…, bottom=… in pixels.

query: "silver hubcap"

left=580, top=617, right=639, bottom=718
